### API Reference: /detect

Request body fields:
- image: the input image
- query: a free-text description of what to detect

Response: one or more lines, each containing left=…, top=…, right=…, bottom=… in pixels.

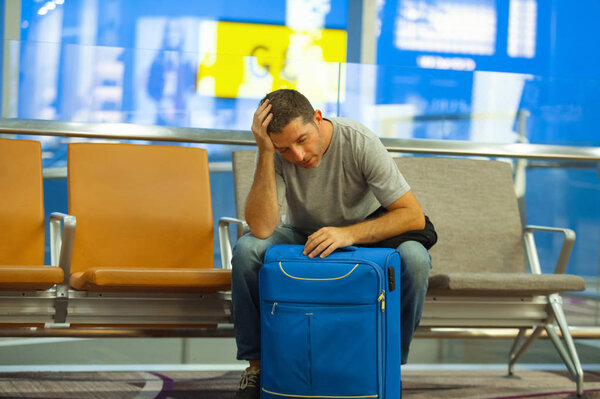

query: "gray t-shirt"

left=273, top=117, right=410, bottom=235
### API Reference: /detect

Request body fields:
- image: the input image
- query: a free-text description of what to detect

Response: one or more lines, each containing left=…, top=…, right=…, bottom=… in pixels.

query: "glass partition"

left=2, top=40, right=599, bottom=325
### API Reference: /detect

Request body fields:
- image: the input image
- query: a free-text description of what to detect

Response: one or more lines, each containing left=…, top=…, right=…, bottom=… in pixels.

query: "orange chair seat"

left=70, top=268, right=231, bottom=293
left=0, top=266, right=64, bottom=290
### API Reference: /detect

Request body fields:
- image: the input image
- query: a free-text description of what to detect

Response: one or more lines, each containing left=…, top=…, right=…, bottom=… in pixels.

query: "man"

left=231, top=89, right=436, bottom=398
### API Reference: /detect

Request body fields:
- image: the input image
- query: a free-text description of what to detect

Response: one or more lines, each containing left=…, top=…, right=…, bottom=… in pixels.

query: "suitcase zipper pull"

left=378, top=290, right=385, bottom=312
left=271, top=302, right=278, bottom=315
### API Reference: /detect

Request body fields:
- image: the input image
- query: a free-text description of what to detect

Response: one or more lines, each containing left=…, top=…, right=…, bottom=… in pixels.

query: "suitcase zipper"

left=279, top=262, right=359, bottom=281
left=261, top=388, right=378, bottom=398
left=378, top=290, right=385, bottom=312
left=307, top=314, right=313, bottom=389
left=275, top=259, right=384, bottom=292
left=265, top=301, right=373, bottom=310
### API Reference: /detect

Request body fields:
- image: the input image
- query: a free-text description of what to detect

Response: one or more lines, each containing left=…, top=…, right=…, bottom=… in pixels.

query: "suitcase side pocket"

left=261, top=302, right=379, bottom=398
left=261, top=302, right=312, bottom=393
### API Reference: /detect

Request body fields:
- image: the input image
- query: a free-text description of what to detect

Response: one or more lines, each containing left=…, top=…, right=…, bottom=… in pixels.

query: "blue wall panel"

left=549, top=1, right=600, bottom=79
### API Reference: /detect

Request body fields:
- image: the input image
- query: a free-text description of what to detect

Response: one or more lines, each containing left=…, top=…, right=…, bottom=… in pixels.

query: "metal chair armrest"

left=49, top=212, right=76, bottom=323
left=49, top=212, right=77, bottom=294
left=218, top=217, right=249, bottom=270
left=523, top=225, right=575, bottom=275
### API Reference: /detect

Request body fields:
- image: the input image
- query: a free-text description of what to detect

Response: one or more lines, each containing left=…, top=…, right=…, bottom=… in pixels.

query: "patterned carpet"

left=0, top=369, right=599, bottom=398
left=402, top=369, right=600, bottom=398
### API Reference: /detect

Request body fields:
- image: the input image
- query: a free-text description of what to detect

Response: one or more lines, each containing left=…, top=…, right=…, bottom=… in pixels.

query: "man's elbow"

left=413, top=210, right=426, bottom=230
left=248, top=223, right=276, bottom=239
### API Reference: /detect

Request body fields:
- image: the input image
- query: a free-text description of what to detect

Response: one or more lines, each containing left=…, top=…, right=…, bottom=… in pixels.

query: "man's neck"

left=321, top=118, right=334, bottom=153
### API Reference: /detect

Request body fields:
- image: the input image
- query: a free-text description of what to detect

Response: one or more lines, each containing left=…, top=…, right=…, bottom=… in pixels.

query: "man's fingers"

left=319, top=242, right=339, bottom=258
left=303, top=239, right=316, bottom=256
left=258, top=103, right=272, bottom=121
left=255, top=101, right=271, bottom=121
left=253, top=102, right=272, bottom=130
left=304, top=227, right=352, bottom=258
left=251, top=101, right=275, bottom=153
left=262, top=112, right=273, bottom=128
left=303, top=238, right=320, bottom=256
left=308, top=241, right=328, bottom=258
left=255, top=99, right=269, bottom=113
left=304, top=229, right=326, bottom=255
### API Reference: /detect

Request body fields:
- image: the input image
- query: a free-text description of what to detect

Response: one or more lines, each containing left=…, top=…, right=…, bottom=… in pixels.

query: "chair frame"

left=0, top=213, right=76, bottom=325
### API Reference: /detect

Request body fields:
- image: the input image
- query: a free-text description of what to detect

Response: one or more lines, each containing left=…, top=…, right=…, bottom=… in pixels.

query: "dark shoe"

left=233, top=367, right=260, bottom=399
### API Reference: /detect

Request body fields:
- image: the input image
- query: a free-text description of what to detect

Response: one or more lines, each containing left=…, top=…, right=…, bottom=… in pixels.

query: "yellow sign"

left=197, top=21, right=347, bottom=100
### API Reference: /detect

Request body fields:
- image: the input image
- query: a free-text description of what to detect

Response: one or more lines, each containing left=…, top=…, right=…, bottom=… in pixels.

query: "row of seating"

left=0, top=137, right=587, bottom=394
left=0, top=138, right=232, bottom=327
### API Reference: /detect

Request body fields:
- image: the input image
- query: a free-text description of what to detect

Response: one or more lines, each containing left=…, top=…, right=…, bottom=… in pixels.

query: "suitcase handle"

left=334, top=246, right=359, bottom=252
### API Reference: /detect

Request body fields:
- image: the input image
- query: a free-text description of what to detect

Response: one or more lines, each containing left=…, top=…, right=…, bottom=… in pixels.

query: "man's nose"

left=291, top=146, right=304, bottom=162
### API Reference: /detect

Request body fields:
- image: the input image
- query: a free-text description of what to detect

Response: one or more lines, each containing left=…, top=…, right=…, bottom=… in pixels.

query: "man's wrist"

left=345, top=218, right=382, bottom=245
left=342, top=225, right=359, bottom=246
left=257, top=146, right=276, bottom=157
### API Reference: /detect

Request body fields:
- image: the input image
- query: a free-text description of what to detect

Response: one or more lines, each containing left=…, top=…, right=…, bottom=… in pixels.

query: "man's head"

left=260, top=89, right=331, bottom=169
left=260, top=89, right=316, bottom=134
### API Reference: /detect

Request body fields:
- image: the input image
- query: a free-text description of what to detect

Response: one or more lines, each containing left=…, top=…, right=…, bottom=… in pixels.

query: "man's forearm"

left=303, top=205, right=425, bottom=259
left=345, top=207, right=425, bottom=245
left=245, top=152, right=280, bottom=239
left=304, top=191, right=426, bottom=258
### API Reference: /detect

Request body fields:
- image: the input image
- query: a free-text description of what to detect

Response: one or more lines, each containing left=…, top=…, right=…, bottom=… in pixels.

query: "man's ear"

left=313, top=109, right=323, bottom=125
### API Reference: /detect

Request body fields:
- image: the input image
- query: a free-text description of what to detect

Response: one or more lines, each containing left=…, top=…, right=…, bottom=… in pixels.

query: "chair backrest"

left=232, top=150, right=288, bottom=221
left=394, top=157, right=526, bottom=274
left=0, top=138, right=45, bottom=265
left=231, top=150, right=526, bottom=275
left=68, top=143, right=214, bottom=273
left=231, top=151, right=255, bottom=220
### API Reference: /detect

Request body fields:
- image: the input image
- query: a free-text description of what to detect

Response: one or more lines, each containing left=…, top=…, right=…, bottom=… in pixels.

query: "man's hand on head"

left=303, top=226, right=355, bottom=259
left=252, top=99, right=275, bottom=154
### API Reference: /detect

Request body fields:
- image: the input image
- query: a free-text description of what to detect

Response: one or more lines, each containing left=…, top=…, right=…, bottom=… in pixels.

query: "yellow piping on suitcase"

left=279, top=262, right=359, bottom=281
left=262, top=387, right=378, bottom=398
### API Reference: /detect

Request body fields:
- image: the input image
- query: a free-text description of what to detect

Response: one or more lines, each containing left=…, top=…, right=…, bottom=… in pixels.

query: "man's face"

left=270, top=115, right=327, bottom=169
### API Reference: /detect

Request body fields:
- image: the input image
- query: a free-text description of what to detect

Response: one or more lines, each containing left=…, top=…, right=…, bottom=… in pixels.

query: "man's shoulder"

left=331, top=117, right=379, bottom=144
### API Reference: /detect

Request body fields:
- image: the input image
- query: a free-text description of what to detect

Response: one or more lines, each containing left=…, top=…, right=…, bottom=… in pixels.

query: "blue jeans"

left=231, top=225, right=431, bottom=364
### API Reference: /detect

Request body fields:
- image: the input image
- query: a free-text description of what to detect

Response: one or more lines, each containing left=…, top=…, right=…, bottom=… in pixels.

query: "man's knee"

left=231, top=233, right=271, bottom=280
left=397, top=241, right=431, bottom=288
left=233, top=233, right=265, bottom=259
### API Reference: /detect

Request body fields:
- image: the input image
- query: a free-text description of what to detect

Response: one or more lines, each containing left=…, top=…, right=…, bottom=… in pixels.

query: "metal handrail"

left=1, top=117, right=600, bottom=161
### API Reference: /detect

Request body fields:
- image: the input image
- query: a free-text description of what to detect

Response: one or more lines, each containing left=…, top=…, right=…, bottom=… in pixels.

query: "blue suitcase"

left=259, top=244, right=401, bottom=399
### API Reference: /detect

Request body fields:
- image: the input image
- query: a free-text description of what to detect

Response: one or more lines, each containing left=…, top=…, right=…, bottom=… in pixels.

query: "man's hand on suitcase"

left=304, top=226, right=354, bottom=259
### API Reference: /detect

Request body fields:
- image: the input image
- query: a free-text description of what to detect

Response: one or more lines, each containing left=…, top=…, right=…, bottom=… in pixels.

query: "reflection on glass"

left=4, top=40, right=600, bottom=292
left=508, top=0, right=537, bottom=58
left=395, top=0, right=497, bottom=55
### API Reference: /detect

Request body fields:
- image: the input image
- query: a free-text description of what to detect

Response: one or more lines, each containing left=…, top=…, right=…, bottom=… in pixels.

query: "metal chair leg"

left=508, top=326, right=544, bottom=374
left=545, top=325, right=576, bottom=377
left=548, top=294, right=584, bottom=396
left=508, top=328, right=527, bottom=376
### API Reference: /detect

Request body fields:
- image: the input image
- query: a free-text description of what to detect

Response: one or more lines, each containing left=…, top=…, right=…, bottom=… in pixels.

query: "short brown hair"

left=260, top=89, right=315, bottom=134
